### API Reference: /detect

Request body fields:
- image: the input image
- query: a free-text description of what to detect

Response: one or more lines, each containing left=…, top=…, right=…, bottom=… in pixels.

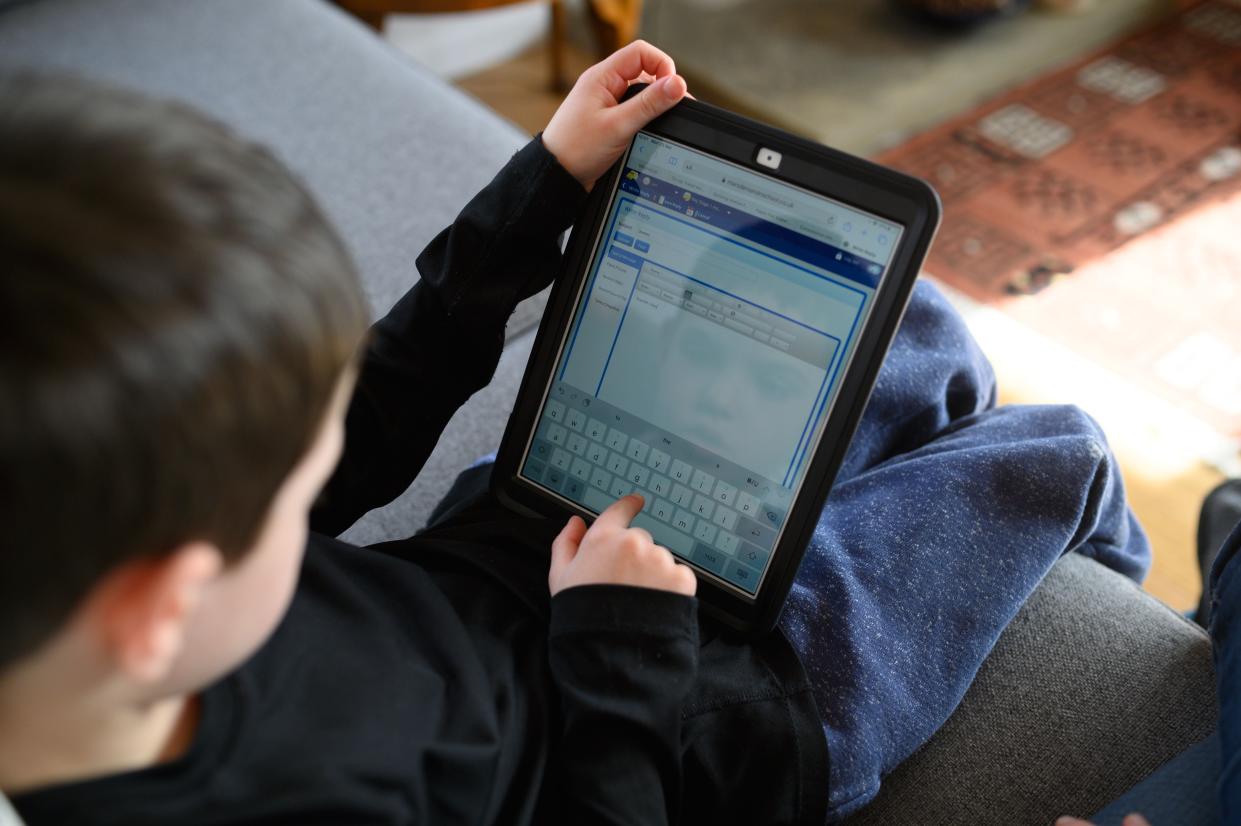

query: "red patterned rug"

left=878, top=0, right=1241, bottom=466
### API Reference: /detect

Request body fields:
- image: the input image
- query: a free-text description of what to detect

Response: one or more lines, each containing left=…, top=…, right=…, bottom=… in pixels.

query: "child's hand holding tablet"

left=542, top=41, right=688, bottom=191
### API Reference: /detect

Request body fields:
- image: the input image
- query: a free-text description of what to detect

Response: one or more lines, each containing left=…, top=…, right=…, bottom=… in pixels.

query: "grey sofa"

left=0, top=1, right=1219, bottom=822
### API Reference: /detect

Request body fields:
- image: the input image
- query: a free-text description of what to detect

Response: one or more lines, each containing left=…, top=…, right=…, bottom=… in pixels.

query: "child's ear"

left=91, top=543, right=223, bottom=685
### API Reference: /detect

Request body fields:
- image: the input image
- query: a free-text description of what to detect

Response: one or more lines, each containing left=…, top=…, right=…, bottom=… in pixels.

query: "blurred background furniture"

left=0, top=1, right=1218, bottom=822
left=332, top=0, right=571, bottom=89
left=642, top=0, right=1171, bottom=156
left=330, top=0, right=642, bottom=90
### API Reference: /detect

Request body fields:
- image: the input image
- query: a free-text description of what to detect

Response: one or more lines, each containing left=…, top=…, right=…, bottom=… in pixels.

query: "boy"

left=1, top=42, right=1149, bottom=825
left=1, top=43, right=829, bottom=824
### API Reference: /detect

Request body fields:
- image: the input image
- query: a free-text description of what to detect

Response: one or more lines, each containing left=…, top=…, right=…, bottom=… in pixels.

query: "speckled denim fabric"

left=1209, top=519, right=1241, bottom=820
left=778, top=280, right=1151, bottom=820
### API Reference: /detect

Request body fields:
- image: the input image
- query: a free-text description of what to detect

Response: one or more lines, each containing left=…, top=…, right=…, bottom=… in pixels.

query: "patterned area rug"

left=878, top=0, right=1241, bottom=469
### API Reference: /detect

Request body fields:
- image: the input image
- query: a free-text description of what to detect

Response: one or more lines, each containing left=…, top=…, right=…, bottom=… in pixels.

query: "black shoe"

left=1194, top=478, right=1241, bottom=628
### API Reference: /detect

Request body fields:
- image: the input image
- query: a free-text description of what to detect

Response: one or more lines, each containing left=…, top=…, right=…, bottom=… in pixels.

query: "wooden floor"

left=456, top=40, right=1222, bottom=612
left=455, top=37, right=595, bottom=134
left=1125, top=463, right=1222, bottom=611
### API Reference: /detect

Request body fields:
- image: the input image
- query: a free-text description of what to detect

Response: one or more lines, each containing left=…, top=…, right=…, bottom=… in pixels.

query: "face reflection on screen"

left=659, top=322, right=806, bottom=468
left=597, top=273, right=827, bottom=483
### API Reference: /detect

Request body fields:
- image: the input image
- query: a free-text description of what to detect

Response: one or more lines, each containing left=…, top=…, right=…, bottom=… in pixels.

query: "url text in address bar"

left=642, top=165, right=845, bottom=249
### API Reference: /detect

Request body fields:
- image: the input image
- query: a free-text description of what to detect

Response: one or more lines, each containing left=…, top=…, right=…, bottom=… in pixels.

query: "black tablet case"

left=494, top=94, right=940, bottom=635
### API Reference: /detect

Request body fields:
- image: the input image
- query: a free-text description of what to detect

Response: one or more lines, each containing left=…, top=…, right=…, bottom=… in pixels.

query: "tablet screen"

left=521, top=132, right=903, bottom=597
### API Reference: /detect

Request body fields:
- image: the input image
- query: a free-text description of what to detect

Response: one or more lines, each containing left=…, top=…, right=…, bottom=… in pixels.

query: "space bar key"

left=580, top=485, right=619, bottom=515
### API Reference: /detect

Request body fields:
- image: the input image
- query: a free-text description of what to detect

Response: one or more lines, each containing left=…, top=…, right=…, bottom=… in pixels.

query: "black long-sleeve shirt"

left=14, top=138, right=828, bottom=826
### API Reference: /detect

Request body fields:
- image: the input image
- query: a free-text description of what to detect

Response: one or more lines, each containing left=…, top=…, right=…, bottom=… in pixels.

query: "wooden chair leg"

left=549, top=0, right=569, bottom=93
left=350, top=9, right=387, bottom=30
left=586, top=0, right=644, bottom=57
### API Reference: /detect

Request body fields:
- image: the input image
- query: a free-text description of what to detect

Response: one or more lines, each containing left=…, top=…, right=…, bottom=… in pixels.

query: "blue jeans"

left=777, top=281, right=1152, bottom=819
left=1089, top=731, right=1219, bottom=825
left=1209, top=520, right=1241, bottom=820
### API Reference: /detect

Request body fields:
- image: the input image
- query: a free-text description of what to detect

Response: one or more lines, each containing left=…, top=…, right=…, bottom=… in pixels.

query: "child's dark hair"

left=0, top=73, right=369, bottom=670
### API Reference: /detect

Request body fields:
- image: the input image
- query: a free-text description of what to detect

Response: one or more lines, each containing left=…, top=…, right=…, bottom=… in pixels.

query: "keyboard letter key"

left=607, top=452, right=629, bottom=476
left=649, top=474, right=670, bottom=497
left=606, top=428, right=628, bottom=452
left=590, top=468, right=613, bottom=492
left=670, top=459, right=692, bottom=483
left=690, top=469, right=715, bottom=495
left=587, top=418, right=608, bottom=442
left=626, top=439, right=650, bottom=464
left=736, top=491, right=761, bottom=518
left=711, top=506, right=738, bottom=532
left=692, top=495, right=715, bottom=520
left=713, top=480, right=738, bottom=506
left=637, top=515, right=693, bottom=557
left=647, top=449, right=671, bottom=473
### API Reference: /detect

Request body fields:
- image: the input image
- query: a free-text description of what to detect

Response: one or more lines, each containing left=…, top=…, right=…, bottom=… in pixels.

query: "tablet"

left=494, top=96, right=939, bottom=634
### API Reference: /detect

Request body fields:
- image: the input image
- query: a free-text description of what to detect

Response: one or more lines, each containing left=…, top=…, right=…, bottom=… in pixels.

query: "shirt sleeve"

left=546, top=584, right=700, bottom=825
left=310, top=136, right=587, bottom=537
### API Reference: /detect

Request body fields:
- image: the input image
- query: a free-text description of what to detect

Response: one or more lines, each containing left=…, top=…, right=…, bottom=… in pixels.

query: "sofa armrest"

left=844, top=552, right=1217, bottom=824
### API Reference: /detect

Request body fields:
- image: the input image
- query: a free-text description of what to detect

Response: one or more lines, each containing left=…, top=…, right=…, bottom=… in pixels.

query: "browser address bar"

left=642, top=163, right=845, bottom=248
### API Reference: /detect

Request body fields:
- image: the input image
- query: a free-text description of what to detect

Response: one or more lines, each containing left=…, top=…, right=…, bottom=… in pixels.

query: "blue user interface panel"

left=521, top=133, right=902, bottom=597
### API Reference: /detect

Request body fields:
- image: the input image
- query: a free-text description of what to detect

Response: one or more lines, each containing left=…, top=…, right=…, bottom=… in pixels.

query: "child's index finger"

left=592, top=493, right=645, bottom=532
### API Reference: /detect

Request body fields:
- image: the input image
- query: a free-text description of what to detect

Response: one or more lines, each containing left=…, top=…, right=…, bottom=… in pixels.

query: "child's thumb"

left=612, top=75, right=686, bottom=138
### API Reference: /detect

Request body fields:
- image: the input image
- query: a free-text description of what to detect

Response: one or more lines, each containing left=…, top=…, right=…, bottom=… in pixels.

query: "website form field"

left=610, top=198, right=864, bottom=336
left=633, top=264, right=839, bottom=369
